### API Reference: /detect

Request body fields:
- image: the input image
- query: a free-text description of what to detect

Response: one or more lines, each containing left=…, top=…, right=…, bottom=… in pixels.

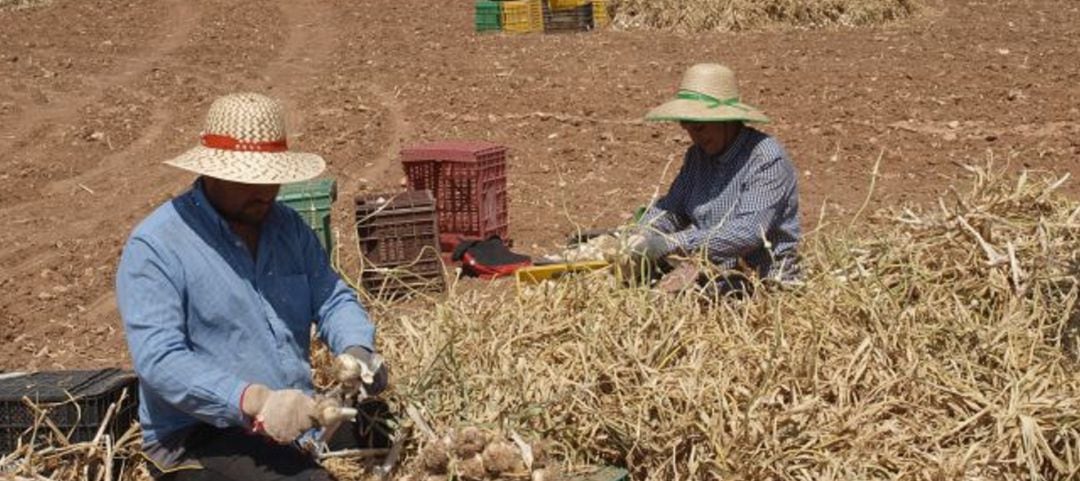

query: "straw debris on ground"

left=0, top=390, right=147, bottom=481
left=608, top=0, right=921, bottom=32
left=4, top=165, right=1078, bottom=481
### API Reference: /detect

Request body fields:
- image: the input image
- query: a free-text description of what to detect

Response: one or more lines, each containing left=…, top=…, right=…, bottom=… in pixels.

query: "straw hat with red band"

left=164, top=93, right=326, bottom=185
left=645, top=63, right=770, bottom=124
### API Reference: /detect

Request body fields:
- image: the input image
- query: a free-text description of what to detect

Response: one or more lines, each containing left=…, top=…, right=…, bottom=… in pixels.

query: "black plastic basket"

left=355, top=190, right=446, bottom=299
left=543, top=2, right=594, bottom=32
left=0, top=369, right=139, bottom=454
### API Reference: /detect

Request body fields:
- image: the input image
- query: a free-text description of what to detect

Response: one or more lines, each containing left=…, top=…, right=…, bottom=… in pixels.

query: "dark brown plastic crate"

left=543, top=2, right=594, bottom=32
left=400, top=141, right=509, bottom=251
left=0, top=369, right=138, bottom=454
left=355, top=190, right=446, bottom=298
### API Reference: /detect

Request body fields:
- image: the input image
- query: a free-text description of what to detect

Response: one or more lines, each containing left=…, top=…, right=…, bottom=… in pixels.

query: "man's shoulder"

left=129, top=199, right=184, bottom=244
left=117, top=199, right=189, bottom=277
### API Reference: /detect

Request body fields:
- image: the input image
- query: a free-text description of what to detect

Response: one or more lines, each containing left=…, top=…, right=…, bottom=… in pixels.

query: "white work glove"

left=626, top=232, right=670, bottom=260
left=334, top=346, right=389, bottom=397
left=241, top=384, right=318, bottom=444
left=298, top=397, right=359, bottom=454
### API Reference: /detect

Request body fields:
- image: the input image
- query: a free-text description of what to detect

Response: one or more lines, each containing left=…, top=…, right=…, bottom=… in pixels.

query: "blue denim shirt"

left=116, top=180, right=374, bottom=445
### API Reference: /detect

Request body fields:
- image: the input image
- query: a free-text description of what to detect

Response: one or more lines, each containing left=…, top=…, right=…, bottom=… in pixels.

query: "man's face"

left=202, top=177, right=280, bottom=225
left=680, top=121, right=735, bottom=156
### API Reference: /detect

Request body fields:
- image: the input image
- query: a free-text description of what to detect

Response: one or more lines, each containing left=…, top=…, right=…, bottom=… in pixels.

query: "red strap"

left=201, top=134, right=288, bottom=153
left=462, top=252, right=531, bottom=280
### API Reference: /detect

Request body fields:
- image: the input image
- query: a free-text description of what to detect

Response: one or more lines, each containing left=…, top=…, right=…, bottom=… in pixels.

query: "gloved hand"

left=334, top=346, right=389, bottom=397
left=296, top=397, right=358, bottom=454
left=626, top=232, right=670, bottom=260
left=241, top=384, right=318, bottom=444
left=657, top=261, right=702, bottom=293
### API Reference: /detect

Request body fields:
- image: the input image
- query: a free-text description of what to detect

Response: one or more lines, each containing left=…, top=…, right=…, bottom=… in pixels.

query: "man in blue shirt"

left=117, top=93, right=387, bottom=480
left=628, top=64, right=801, bottom=295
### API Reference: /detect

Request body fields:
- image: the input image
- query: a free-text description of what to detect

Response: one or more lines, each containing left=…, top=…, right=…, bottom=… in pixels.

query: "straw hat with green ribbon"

left=646, top=63, right=769, bottom=124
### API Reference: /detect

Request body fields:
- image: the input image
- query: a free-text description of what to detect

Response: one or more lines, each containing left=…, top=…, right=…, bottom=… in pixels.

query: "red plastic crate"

left=401, top=141, right=509, bottom=251
left=355, top=190, right=445, bottom=298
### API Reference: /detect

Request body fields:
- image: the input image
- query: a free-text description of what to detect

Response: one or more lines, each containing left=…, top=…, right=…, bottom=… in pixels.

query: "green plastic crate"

left=475, top=0, right=502, bottom=32
left=277, top=177, right=337, bottom=253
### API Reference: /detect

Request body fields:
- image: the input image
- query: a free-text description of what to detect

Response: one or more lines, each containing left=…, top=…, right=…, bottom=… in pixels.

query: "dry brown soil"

left=0, top=0, right=1077, bottom=371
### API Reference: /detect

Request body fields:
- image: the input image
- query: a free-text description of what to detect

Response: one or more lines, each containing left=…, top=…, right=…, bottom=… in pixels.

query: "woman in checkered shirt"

left=627, top=64, right=801, bottom=296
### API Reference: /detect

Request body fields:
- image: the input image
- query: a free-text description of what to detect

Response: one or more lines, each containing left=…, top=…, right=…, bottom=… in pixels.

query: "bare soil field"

left=0, top=0, right=1077, bottom=371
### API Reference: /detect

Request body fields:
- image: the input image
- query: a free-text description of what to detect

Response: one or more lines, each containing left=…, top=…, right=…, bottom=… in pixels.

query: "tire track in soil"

left=44, top=0, right=343, bottom=199
left=266, top=0, right=411, bottom=197
left=0, top=32, right=202, bottom=369
left=270, top=0, right=341, bottom=125
left=42, top=0, right=353, bottom=347
left=0, top=0, right=336, bottom=251
left=323, top=2, right=414, bottom=195
left=0, top=0, right=199, bottom=273
left=0, top=0, right=197, bottom=156
left=0, top=0, right=350, bottom=370
left=357, top=82, right=411, bottom=187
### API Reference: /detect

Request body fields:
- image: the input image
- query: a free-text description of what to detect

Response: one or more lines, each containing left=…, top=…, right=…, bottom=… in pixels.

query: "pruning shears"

left=298, top=353, right=386, bottom=457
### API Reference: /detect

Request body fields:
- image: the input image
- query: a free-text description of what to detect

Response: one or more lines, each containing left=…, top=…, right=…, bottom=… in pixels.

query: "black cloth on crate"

left=451, top=236, right=532, bottom=279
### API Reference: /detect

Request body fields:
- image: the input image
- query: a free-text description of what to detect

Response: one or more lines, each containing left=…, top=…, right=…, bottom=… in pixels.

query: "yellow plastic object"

left=592, top=0, right=610, bottom=28
left=549, top=0, right=588, bottom=10
left=515, top=260, right=610, bottom=284
left=502, top=0, right=543, bottom=33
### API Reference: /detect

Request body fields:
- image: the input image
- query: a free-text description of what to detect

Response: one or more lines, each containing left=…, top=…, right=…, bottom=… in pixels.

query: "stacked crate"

left=548, top=0, right=587, bottom=8
left=475, top=0, right=502, bottom=32
left=592, top=0, right=610, bottom=28
left=355, top=191, right=445, bottom=299
left=479, top=0, right=604, bottom=34
left=544, top=0, right=595, bottom=32
left=401, top=141, right=509, bottom=251
left=501, top=0, right=544, bottom=34
left=1, top=369, right=138, bottom=454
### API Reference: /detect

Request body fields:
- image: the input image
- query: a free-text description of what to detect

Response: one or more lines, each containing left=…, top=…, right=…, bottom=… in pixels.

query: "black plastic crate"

left=543, top=2, right=594, bottom=32
left=0, top=369, right=139, bottom=454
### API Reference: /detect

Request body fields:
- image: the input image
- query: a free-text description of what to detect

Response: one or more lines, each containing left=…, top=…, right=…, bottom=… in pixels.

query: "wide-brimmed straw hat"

left=164, top=93, right=325, bottom=184
left=646, top=64, right=769, bottom=124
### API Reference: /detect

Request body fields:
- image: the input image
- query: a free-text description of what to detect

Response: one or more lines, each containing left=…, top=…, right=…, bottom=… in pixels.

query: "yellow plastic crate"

left=502, top=0, right=543, bottom=33
left=515, top=260, right=610, bottom=284
left=549, top=0, right=589, bottom=10
left=593, top=0, right=610, bottom=28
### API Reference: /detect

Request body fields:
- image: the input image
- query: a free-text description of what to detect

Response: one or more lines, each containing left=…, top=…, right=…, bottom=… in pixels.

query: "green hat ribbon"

left=676, top=90, right=750, bottom=111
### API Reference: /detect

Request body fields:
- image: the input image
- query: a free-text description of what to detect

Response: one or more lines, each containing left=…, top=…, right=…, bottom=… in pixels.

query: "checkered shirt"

left=640, top=126, right=801, bottom=280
